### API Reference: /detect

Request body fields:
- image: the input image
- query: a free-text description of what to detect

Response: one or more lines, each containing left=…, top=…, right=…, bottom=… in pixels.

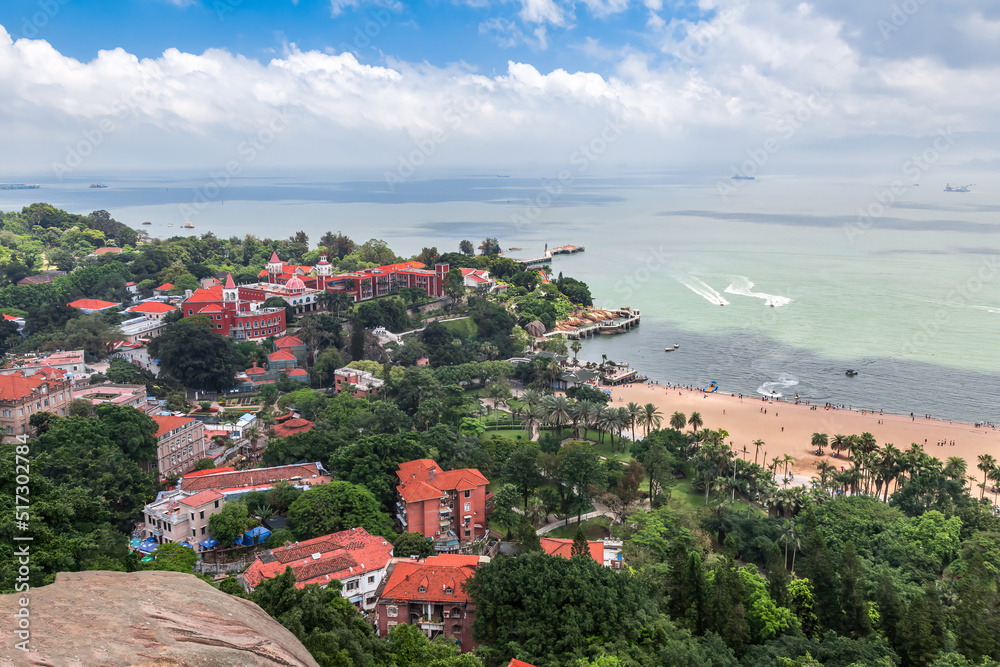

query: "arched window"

left=451, top=624, right=462, bottom=636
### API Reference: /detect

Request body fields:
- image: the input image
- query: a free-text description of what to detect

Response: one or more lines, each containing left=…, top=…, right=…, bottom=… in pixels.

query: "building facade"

left=395, top=459, right=489, bottom=552
left=182, top=274, right=288, bottom=342
left=152, top=414, right=208, bottom=479
left=142, top=488, right=224, bottom=545
left=333, top=367, right=384, bottom=397
left=375, top=554, right=483, bottom=650
left=0, top=369, right=73, bottom=441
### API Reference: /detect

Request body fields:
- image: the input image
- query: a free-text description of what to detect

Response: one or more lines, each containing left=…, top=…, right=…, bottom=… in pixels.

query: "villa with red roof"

left=153, top=282, right=174, bottom=295
left=141, top=487, right=225, bottom=546
left=127, top=300, right=177, bottom=320
left=67, top=298, right=120, bottom=313
left=151, top=414, right=207, bottom=479
left=539, top=537, right=604, bottom=563
left=0, top=369, right=72, bottom=442
left=274, top=334, right=307, bottom=366
left=181, top=273, right=289, bottom=342
left=375, top=554, right=484, bottom=650
left=395, top=459, right=489, bottom=553
left=241, top=527, right=394, bottom=609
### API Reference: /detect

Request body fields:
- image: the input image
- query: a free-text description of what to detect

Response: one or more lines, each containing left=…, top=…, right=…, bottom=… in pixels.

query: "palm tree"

left=244, top=425, right=261, bottom=451
left=988, top=467, right=1000, bottom=508
left=641, top=403, right=663, bottom=436
left=524, top=404, right=545, bottom=439
left=570, top=339, right=582, bottom=362
left=688, top=411, right=703, bottom=433
left=830, top=434, right=847, bottom=457
left=944, top=456, right=967, bottom=481
left=625, top=402, right=642, bottom=439
left=522, top=388, right=542, bottom=410
left=781, top=520, right=803, bottom=571
left=815, top=460, right=835, bottom=489
left=545, top=362, right=562, bottom=390
left=613, top=407, right=631, bottom=449
left=669, top=411, right=687, bottom=431
left=978, top=454, right=997, bottom=500
left=542, top=394, right=571, bottom=436
left=567, top=401, right=585, bottom=440
left=752, top=439, right=765, bottom=466
left=811, top=432, right=828, bottom=456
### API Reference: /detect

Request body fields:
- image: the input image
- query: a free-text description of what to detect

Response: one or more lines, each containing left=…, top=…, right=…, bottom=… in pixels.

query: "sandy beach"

left=614, top=383, right=1000, bottom=479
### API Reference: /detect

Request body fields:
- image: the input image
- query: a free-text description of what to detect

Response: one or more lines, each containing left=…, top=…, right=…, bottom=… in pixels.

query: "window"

left=464, top=516, right=471, bottom=526
left=451, top=624, right=462, bottom=636
left=5, top=427, right=10, bottom=435
left=451, top=607, right=462, bottom=618
left=214, top=500, right=219, bottom=508
left=464, top=502, right=470, bottom=512
left=190, top=513, right=194, bottom=521
left=217, top=324, right=222, bottom=329
left=386, top=606, right=398, bottom=618
left=189, top=309, right=193, bottom=315
left=463, top=490, right=471, bottom=498
left=367, top=575, right=375, bottom=584
left=444, top=587, right=453, bottom=594
left=201, top=526, right=206, bottom=535
left=418, top=585, right=426, bottom=593
left=192, top=529, right=196, bottom=537
left=346, top=580, right=358, bottom=591
left=200, top=510, right=205, bottom=519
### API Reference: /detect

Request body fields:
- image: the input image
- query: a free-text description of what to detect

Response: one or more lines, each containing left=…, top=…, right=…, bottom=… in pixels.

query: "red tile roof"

left=179, top=462, right=326, bottom=493
left=94, top=247, right=123, bottom=255
left=396, top=459, right=489, bottom=502
left=287, top=368, right=309, bottom=377
left=185, top=286, right=224, bottom=302
left=0, top=372, right=65, bottom=402
left=178, top=490, right=223, bottom=507
left=242, top=527, right=394, bottom=590
left=508, top=660, right=538, bottom=667
left=67, top=298, right=119, bottom=310
left=267, top=350, right=296, bottom=362
left=197, top=304, right=224, bottom=313
left=274, top=335, right=303, bottom=348
left=224, top=273, right=236, bottom=289
left=182, top=466, right=235, bottom=478
left=539, top=538, right=603, bottom=563
left=155, top=282, right=174, bottom=291
left=151, top=414, right=196, bottom=439
left=269, top=250, right=281, bottom=263
left=129, top=301, right=177, bottom=314
left=245, top=364, right=268, bottom=375
left=272, top=417, right=314, bottom=438
left=380, top=555, right=479, bottom=604
left=2, top=314, right=19, bottom=321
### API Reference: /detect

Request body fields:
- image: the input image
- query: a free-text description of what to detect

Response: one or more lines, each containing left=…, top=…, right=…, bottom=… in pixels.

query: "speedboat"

left=664, top=343, right=680, bottom=352
left=845, top=369, right=858, bottom=376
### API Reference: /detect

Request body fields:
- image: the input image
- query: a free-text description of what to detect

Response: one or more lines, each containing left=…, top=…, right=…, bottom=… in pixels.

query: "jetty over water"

left=508, top=244, right=584, bottom=268
left=543, top=308, right=640, bottom=340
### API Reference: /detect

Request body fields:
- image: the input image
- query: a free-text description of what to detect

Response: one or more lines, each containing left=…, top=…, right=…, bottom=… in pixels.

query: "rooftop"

left=67, top=298, right=119, bottom=310
left=178, top=490, right=223, bottom=508
left=539, top=538, right=604, bottom=563
left=379, top=555, right=481, bottom=603
left=179, top=462, right=327, bottom=493
left=396, top=459, right=489, bottom=502
left=151, top=414, right=197, bottom=439
left=129, top=301, right=177, bottom=314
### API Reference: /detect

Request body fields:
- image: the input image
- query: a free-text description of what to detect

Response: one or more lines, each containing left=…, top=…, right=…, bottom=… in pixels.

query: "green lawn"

left=480, top=428, right=530, bottom=440
left=547, top=516, right=612, bottom=540
left=438, top=317, right=479, bottom=336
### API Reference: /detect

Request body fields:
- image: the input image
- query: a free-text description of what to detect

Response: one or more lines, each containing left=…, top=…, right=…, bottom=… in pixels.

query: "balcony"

left=395, top=512, right=408, bottom=527
left=419, top=618, right=444, bottom=631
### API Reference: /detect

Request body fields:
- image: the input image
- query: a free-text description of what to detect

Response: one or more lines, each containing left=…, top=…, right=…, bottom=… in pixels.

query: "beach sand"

left=614, top=383, right=1000, bottom=481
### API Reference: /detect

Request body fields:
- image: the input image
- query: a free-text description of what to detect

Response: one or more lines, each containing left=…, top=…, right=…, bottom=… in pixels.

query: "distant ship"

left=141, top=221, right=152, bottom=225
left=731, top=175, right=755, bottom=181
left=508, top=247, right=522, bottom=251
left=184, top=221, right=195, bottom=229
left=0, top=184, right=40, bottom=190
left=89, top=183, right=108, bottom=188
left=944, top=183, right=973, bottom=192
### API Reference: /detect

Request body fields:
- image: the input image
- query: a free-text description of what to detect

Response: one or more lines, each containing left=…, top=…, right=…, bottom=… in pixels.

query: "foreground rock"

left=0, top=570, right=318, bottom=667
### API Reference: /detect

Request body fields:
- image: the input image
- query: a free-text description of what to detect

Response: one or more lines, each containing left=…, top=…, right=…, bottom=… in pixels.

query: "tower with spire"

left=315, top=253, right=332, bottom=290
left=267, top=251, right=283, bottom=281
left=222, top=273, right=238, bottom=303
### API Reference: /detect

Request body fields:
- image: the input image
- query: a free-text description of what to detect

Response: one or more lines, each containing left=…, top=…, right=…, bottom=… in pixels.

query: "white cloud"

left=0, top=3, right=999, bottom=178
left=518, top=0, right=567, bottom=25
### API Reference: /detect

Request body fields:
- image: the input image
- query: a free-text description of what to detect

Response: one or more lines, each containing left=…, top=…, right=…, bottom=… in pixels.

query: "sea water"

left=1, top=170, right=996, bottom=422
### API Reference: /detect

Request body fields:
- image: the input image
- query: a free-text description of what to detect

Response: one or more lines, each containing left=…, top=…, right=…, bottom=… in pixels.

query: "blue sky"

left=0, top=0, right=997, bottom=177
left=2, top=0, right=696, bottom=75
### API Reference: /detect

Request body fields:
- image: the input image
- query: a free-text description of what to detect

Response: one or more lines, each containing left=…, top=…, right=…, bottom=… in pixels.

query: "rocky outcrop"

left=0, top=570, right=318, bottom=667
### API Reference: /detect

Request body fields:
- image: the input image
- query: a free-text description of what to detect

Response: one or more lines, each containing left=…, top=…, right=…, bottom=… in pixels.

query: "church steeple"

left=267, top=251, right=282, bottom=278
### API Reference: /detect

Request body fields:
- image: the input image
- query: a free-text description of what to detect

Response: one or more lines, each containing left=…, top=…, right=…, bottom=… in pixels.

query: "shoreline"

left=612, top=381, right=1000, bottom=479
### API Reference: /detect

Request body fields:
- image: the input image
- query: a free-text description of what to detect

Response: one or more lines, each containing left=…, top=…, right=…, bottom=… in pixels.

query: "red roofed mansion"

left=375, top=554, right=484, bottom=650
left=395, top=459, right=489, bottom=552
left=241, top=527, right=394, bottom=610
left=0, top=369, right=72, bottom=441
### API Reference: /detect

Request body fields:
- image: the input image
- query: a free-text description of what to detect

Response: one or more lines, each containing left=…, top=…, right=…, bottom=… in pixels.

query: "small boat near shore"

left=664, top=343, right=680, bottom=352
left=184, top=221, right=194, bottom=229
left=846, top=369, right=858, bottom=376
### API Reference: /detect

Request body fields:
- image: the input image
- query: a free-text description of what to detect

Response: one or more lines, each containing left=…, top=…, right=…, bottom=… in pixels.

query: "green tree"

left=208, top=501, right=252, bottom=545
left=558, top=441, right=608, bottom=525
left=148, top=316, right=239, bottom=390
left=571, top=526, right=590, bottom=558
left=94, top=404, right=158, bottom=467
left=489, top=483, right=522, bottom=540
left=445, top=266, right=466, bottom=308
left=142, top=542, right=198, bottom=573
left=286, top=481, right=393, bottom=540
left=392, top=531, right=435, bottom=559
left=897, top=589, right=941, bottom=667
left=459, top=239, right=475, bottom=256
left=193, top=457, right=216, bottom=471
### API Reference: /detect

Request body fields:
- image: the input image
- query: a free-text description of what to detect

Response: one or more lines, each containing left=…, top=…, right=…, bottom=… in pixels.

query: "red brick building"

left=375, top=554, right=483, bottom=650
left=0, top=368, right=72, bottom=441
left=395, top=459, right=489, bottom=553
left=182, top=274, right=287, bottom=342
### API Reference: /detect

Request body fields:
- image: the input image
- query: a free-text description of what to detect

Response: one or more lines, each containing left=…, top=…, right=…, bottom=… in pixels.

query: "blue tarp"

left=243, top=527, right=271, bottom=545
left=138, top=543, right=157, bottom=553
left=233, top=536, right=243, bottom=546
left=178, top=542, right=194, bottom=549
left=199, top=538, right=219, bottom=550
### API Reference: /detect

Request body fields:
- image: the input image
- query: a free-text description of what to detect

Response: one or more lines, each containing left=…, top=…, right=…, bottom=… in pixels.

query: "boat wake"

left=926, top=298, right=1000, bottom=314
left=724, top=276, right=793, bottom=307
left=677, top=275, right=729, bottom=306
left=757, top=374, right=799, bottom=399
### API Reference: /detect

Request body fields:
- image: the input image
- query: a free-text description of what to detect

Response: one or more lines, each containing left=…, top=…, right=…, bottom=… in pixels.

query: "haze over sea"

left=4, top=170, right=998, bottom=425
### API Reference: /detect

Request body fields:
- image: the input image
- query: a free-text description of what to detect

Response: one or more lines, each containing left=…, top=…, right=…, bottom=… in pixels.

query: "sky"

left=0, top=0, right=998, bottom=179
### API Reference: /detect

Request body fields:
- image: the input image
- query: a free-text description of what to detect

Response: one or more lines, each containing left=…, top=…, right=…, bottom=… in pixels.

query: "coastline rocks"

left=0, top=570, right=318, bottom=667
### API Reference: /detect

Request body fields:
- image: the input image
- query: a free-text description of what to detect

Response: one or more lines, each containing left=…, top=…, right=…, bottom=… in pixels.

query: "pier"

left=508, top=244, right=584, bottom=268
left=543, top=308, right=640, bottom=340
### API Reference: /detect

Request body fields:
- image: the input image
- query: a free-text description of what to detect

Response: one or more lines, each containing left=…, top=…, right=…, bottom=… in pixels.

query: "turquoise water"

left=1, top=171, right=997, bottom=421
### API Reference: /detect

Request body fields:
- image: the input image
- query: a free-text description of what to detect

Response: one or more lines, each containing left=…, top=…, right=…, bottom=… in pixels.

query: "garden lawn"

left=546, top=516, right=612, bottom=540
left=438, top=317, right=479, bottom=336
